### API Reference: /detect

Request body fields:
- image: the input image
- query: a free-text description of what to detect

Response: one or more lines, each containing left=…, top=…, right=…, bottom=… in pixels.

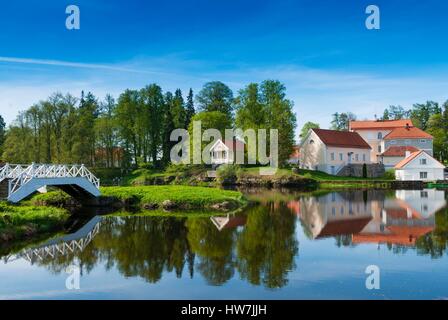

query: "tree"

left=382, top=105, right=409, bottom=120
left=300, top=122, right=320, bottom=140
left=196, top=81, right=234, bottom=123
left=115, top=89, right=142, bottom=166
left=172, top=89, right=186, bottom=129
left=235, top=83, right=266, bottom=130
left=185, top=88, right=195, bottom=129
left=410, top=101, right=441, bottom=130
left=260, top=80, right=297, bottom=166
left=330, top=112, right=357, bottom=131
left=140, top=84, right=164, bottom=165
left=427, top=113, right=447, bottom=162
left=95, top=95, right=118, bottom=167
left=0, top=114, right=6, bottom=157
left=161, top=92, right=176, bottom=165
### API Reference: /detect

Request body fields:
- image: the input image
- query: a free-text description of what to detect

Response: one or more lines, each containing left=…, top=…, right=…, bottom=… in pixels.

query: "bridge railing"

left=0, top=163, right=100, bottom=194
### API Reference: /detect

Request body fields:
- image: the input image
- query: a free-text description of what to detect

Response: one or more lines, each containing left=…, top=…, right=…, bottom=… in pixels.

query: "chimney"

left=405, top=151, right=412, bottom=158
left=405, top=123, right=410, bottom=130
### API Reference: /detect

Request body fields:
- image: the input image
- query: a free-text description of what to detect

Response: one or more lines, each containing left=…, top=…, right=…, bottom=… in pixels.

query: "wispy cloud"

left=0, top=56, right=158, bottom=74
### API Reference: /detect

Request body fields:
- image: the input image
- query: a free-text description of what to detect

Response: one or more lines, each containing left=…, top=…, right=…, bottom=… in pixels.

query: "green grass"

left=100, top=185, right=246, bottom=209
left=0, top=202, right=69, bottom=242
left=295, top=168, right=383, bottom=181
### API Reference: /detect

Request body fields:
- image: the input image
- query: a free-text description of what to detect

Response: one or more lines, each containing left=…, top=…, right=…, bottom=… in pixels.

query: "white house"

left=394, top=150, right=445, bottom=181
left=299, top=128, right=372, bottom=175
left=379, top=146, right=419, bottom=169
left=209, top=139, right=245, bottom=165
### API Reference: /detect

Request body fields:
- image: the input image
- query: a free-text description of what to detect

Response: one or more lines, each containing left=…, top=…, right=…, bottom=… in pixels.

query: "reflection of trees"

left=186, top=219, right=235, bottom=285
left=236, top=203, right=298, bottom=289
left=21, top=204, right=301, bottom=289
left=416, top=208, right=448, bottom=258
left=34, top=216, right=195, bottom=283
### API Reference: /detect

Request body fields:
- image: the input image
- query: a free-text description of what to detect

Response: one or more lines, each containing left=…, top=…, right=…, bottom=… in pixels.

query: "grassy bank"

left=0, top=202, right=69, bottom=242
left=31, top=185, right=247, bottom=212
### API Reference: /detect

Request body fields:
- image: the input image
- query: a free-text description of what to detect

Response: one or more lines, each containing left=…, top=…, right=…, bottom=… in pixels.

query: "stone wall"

left=337, top=163, right=385, bottom=178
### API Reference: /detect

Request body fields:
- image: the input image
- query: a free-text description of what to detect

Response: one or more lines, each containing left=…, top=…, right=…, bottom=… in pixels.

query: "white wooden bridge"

left=0, top=163, right=101, bottom=203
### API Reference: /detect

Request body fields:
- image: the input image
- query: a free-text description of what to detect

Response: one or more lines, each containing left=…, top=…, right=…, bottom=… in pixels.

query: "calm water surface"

left=1, top=188, right=448, bottom=300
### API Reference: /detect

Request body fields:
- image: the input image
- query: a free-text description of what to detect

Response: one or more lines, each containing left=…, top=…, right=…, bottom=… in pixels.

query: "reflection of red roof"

left=287, top=201, right=300, bottom=216
left=353, top=226, right=434, bottom=246
left=316, top=218, right=372, bottom=239
left=223, top=216, right=247, bottom=229
left=350, top=119, right=413, bottom=130
left=381, top=146, right=419, bottom=157
left=312, top=129, right=371, bottom=150
left=384, top=127, right=432, bottom=140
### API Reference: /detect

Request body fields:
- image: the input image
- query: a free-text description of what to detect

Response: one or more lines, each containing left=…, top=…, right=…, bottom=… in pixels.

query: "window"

left=355, top=154, right=359, bottom=161
left=420, top=139, right=426, bottom=143
left=421, top=191, right=428, bottom=198
left=363, top=154, right=366, bottom=162
left=390, top=140, right=397, bottom=145
left=420, top=158, right=427, bottom=165
left=378, top=145, right=381, bottom=153
left=222, top=151, right=227, bottom=159
left=420, top=172, right=428, bottom=179
left=377, top=132, right=382, bottom=139
left=339, top=153, right=343, bottom=161
left=310, top=139, right=315, bottom=144
left=332, top=207, right=336, bottom=215
left=331, top=153, right=335, bottom=161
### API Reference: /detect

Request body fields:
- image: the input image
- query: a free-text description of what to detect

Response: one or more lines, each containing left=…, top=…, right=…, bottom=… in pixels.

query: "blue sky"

left=1, top=0, right=448, bottom=136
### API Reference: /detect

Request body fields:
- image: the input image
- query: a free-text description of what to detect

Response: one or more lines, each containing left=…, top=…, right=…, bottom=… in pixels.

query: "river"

left=1, top=188, right=447, bottom=299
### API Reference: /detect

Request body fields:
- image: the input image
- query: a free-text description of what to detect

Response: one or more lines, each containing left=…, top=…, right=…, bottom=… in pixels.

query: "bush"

left=216, top=165, right=240, bottom=184
left=382, top=169, right=395, bottom=180
left=362, top=163, right=368, bottom=178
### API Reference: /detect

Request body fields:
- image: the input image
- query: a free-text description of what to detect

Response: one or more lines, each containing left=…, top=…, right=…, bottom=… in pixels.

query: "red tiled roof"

left=312, top=129, right=371, bottom=149
left=350, top=119, right=413, bottom=130
left=394, top=150, right=424, bottom=169
left=381, top=146, right=419, bottom=157
left=223, top=139, right=245, bottom=151
left=383, top=126, right=433, bottom=140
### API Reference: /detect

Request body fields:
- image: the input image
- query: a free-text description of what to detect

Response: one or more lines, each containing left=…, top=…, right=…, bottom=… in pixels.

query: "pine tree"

left=185, top=88, right=195, bottom=128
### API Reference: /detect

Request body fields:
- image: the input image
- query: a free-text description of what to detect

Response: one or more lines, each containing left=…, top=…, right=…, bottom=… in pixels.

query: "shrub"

left=382, top=169, right=395, bottom=180
left=216, top=165, right=240, bottom=184
left=362, top=163, right=368, bottom=178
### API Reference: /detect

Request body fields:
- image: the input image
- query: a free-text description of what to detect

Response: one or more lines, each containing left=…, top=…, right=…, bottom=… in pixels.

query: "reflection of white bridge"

left=5, top=216, right=102, bottom=263
left=0, top=163, right=100, bottom=203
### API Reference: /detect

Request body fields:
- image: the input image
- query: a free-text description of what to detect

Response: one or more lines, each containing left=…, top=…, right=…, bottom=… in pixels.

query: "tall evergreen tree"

left=185, top=88, right=195, bottom=129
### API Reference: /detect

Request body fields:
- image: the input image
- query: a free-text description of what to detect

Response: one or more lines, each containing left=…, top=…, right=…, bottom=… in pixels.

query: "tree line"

left=0, top=80, right=297, bottom=168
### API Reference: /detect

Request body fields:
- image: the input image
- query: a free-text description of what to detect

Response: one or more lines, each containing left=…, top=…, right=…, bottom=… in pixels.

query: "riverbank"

left=0, top=202, right=68, bottom=242
left=109, top=165, right=394, bottom=189
left=31, top=185, right=248, bottom=212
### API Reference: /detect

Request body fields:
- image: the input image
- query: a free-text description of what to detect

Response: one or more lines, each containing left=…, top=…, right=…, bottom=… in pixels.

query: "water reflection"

left=1, top=188, right=448, bottom=291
